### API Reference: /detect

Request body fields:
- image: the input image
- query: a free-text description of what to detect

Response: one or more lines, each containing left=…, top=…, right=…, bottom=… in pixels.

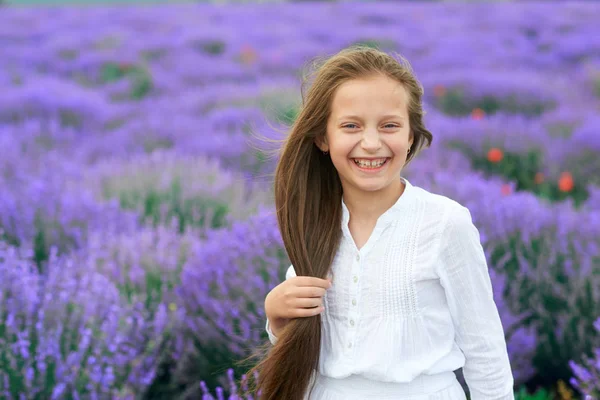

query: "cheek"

left=329, top=139, right=354, bottom=157
left=329, top=152, right=354, bottom=174
left=330, top=153, right=350, bottom=170
left=389, top=138, right=410, bottom=154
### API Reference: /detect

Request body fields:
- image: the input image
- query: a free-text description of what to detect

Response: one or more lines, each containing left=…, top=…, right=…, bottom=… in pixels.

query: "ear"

left=314, top=137, right=329, bottom=153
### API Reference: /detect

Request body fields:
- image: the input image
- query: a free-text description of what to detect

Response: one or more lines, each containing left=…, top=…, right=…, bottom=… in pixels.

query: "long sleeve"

left=265, top=265, right=297, bottom=345
left=435, top=205, right=515, bottom=400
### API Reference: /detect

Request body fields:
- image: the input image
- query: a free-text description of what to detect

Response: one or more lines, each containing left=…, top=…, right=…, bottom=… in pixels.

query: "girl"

left=254, top=46, right=514, bottom=400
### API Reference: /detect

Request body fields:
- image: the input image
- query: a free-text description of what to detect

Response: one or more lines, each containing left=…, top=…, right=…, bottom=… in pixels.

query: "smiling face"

left=321, top=74, right=414, bottom=197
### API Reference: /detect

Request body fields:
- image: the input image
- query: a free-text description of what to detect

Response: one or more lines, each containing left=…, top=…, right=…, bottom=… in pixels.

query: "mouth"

left=351, top=157, right=391, bottom=172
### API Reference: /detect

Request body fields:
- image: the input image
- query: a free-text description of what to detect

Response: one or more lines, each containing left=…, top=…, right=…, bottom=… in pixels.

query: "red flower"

left=487, top=148, right=504, bottom=163
left=558, top=172, right=574, bottom=192
left=501, top=184, right=512, bottom=196
left=471, top=108, right=485, bottom=120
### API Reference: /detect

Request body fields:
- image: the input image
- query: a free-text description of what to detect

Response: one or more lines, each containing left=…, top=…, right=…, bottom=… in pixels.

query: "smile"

left=351, top=158, right=390, bottom=170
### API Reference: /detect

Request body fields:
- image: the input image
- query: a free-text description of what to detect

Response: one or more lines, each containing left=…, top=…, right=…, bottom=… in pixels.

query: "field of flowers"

left=0, top=2, right=599, bottom=399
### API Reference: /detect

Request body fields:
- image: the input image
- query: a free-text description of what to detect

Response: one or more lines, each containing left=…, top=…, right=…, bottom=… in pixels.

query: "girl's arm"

left=435, top=205, right=515, bottom=400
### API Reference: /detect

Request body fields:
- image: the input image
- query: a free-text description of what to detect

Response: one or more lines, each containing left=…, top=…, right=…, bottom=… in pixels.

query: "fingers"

left=291, top=305, right=325, bottom=318
left=294, top=297, right=323, bottom=309
left=288, top=289, right=326, bottom=318
left=294, top=286, right=328, bottom=299
left=278, top=276, right=331, bottom=319
left=293, top=276, right=332, bottom=290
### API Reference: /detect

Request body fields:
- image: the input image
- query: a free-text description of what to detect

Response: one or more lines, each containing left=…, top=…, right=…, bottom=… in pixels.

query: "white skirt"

left=302, top=371, right=467, bottom=400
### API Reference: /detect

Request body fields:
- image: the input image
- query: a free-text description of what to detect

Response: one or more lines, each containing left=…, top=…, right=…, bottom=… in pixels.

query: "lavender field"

left=1, top=2, right=600, bottom=399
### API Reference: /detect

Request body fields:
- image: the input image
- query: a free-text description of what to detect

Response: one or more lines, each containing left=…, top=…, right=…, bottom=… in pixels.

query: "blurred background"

left=0, top=0, right=599, bottom=399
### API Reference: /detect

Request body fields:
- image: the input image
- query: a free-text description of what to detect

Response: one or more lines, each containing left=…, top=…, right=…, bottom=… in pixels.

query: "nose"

left=361, top=128, right=381, bottom=152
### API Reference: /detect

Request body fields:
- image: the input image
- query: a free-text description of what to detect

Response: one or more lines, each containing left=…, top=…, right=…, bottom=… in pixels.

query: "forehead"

left=329, top=75, right=409, bottom=117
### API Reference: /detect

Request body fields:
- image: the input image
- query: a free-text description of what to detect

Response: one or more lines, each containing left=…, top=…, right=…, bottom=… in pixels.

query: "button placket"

left=348, top=252, right=361, bottom=351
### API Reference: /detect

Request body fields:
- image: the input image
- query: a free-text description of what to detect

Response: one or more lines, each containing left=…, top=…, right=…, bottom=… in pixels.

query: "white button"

left=348, top=343, right=352, bottom=348
left=353, top=276, right=358, bottom=283
left=356, top=254, right=360, bottom=261
left=352, top=299, right=357, bottom=306
left=350, top=319, right=355, bottom=326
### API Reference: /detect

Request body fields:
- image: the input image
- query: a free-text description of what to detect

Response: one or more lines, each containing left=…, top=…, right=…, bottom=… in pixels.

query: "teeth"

left=354, top=158, right=386, bottom=168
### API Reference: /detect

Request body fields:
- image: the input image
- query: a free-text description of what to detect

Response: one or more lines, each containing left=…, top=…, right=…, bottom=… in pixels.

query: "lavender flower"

left=552, top=115, right=600, bottom=187
left=175, top=210, right=286, bottom=398
left=200, top=368, right=257, bottom=400
left=0, top=163, right=139, bottom=265
left=420, top=68, right=559, bottom=117
left=0, top=240, right=165, bottom=399
left=569, top=317, right=600, bottom=398
left=77, top=223, right=199, bottom=340
left=0, top=76, right=114, bottom=130
left=83, top=150, right=273, bottom=234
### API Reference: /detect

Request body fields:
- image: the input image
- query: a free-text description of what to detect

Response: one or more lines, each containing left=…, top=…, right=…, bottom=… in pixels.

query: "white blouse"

left=265, top=177, right=515, bottom=399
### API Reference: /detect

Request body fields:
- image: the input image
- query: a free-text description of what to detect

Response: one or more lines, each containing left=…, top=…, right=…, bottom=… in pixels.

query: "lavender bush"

left=0, top=239, right=166, bottom=399
left=175, top=211, right=287, bottom=398
left=488, top=269, right=537, bottom=386
left=421, top=68, right=560, bottom=117
left=552, top=115, right=600, bottom=188
left=583, top=186, right=600, bottom=213
left=569, top=317, right=600, bottom=399
left=80, top=224, right=198, bottom=318
left=84, top=150, right=272, bottom=234
left=76, top=225, right=201, bottom=399
left=0, top=169, right=139, bottom=266
left=426, top=113, right=593, bottom=206
left=199, top=368, right=257, bottom=400
left=0, top=76, right=114, bottom=130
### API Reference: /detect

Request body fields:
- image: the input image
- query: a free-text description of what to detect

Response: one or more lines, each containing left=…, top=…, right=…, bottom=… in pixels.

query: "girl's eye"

left=342, top=124, right=399, bottom=129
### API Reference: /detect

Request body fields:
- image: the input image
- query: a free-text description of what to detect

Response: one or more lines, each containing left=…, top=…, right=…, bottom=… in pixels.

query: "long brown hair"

left=242, top=45, right=433, bottom=400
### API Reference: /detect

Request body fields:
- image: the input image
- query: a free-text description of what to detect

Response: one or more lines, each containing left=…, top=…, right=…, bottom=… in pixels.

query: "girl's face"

left=322, top=74, right=414, bottom=195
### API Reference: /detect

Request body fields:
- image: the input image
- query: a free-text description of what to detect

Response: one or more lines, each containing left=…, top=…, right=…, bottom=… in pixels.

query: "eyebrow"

left=337, top=114, right=406, bottom=122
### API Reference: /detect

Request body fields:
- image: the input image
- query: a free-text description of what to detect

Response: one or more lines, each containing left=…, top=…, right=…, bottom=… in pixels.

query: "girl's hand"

left=265, top=276, right=332, bottom=334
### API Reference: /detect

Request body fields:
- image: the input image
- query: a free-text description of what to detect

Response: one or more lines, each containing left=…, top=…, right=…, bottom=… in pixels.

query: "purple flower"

left=0, top=240, right=164, bottom=399
left=81, top=150, right=272, bottom=233
left=175, top=210, right=286, bottom=398
left=570, top=317, right=600, bottom=398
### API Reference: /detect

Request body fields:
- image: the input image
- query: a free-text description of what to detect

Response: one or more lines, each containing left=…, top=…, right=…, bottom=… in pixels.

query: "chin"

left=351, top=179, right=392, bottom=193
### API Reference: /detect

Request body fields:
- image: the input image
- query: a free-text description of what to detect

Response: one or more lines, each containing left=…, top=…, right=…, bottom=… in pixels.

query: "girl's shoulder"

left=410, top=184, right=478, bottom=244
left=409, top=182, right=467, bottom=217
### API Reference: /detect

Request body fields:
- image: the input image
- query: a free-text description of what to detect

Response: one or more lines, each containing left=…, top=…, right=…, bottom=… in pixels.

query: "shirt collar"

left=341, top=177, right=415, bottom=228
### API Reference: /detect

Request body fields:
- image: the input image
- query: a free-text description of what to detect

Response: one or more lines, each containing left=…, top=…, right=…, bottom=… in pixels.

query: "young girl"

left=255, top=46, right=514, bottom=400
